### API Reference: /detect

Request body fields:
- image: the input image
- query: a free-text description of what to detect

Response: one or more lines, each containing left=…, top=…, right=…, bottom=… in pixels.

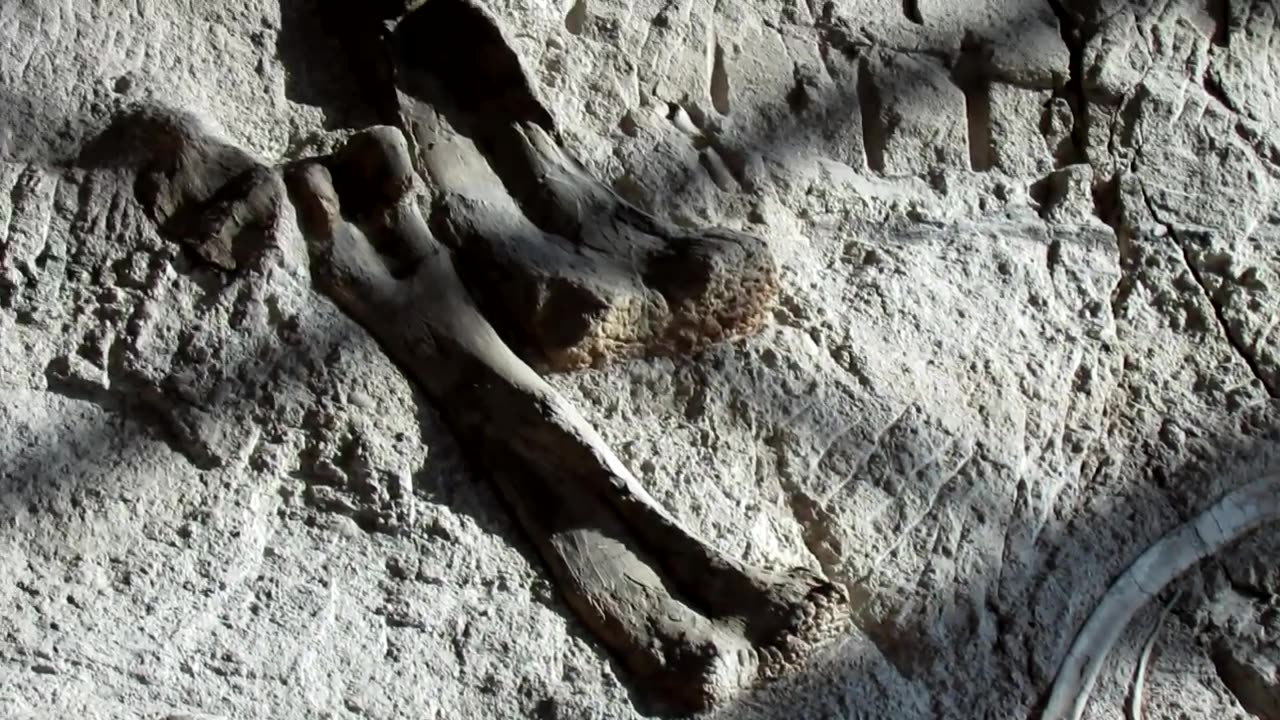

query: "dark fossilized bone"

left=92, top=1, right=850, bottom=711
left=345, top=0, right=780, bottom=372
left=285, top=128, right=848, bottom=711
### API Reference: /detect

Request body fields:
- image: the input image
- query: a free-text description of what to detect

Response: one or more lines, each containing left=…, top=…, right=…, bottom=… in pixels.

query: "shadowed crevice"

left=857, top=56, right=888, bottom=174
left=1046, top=0, right=1089, bottom=166
left=955, top=37, right=995, bottom=173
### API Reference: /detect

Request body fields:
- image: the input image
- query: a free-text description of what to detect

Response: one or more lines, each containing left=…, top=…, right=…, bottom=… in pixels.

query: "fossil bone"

left=1040, top=473, right=1280, bottom=720
left=284, top=126, right=848, bottom=712
left=1126, top=590, right=1179, bottom=720
left=100, top=108, right=847, bottom=715
left=87, top=0, right=852, bottom=710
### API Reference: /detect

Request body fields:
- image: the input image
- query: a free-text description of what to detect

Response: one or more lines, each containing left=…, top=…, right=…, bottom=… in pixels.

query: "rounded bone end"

left=748, top=574, right=850, bottom=683
left=331, top=125, right=417, bottom=210
left=284, top=162, right=343, bottom=239
left=639, top=632, right=759, bottom=715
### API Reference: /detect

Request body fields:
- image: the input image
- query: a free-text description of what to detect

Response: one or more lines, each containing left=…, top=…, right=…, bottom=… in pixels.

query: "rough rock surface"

left=1, top=1, right=1277, bottom=719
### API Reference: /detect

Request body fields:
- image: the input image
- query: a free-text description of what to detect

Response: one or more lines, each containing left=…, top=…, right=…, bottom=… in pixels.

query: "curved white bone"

left=1041, top=473, right=1280, bottom=720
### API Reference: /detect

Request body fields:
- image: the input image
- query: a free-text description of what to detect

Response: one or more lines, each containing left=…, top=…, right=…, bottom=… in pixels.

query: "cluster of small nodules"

left=642, top=633, right=748, bottom=714
left=752, top=580, right=850, bottom=681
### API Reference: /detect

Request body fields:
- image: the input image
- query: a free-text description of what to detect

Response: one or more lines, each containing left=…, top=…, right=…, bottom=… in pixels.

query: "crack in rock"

left=1142, top=189, right=1280, bottom=400
left=1045, top=0, right=1089, bottom=166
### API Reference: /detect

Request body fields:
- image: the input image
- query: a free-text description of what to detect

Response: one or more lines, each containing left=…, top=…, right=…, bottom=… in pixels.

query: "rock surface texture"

left=2, top=0, right=1278, bottom=719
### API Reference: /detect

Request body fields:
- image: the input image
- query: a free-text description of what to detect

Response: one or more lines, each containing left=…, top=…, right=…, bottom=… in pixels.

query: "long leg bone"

left=101, top=0, right=849, bottom=703
left=279, top=126, right=848, bottom=713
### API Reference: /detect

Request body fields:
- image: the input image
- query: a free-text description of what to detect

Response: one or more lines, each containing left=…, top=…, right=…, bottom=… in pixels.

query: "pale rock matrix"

left=1, top=1, right=1278, bottom=719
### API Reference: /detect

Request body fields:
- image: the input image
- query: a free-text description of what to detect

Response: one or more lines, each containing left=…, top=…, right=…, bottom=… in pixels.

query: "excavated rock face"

left=2, top=1, right=1278, bottom=719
